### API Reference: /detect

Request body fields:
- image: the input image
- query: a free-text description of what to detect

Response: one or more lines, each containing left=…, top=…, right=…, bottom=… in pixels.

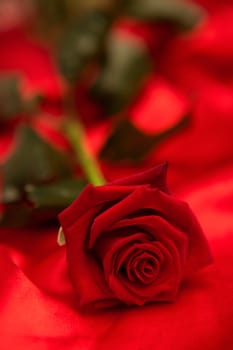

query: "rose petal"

left=88, top=187, right=152, bottom=248
left=89, top=188, right=145, bottom=237
left=64, top=209, right=114, bottom=309
left=110, top=162, right=169, bottom=192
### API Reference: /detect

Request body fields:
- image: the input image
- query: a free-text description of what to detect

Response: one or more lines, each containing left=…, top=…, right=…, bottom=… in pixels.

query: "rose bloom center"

left=122, top=249, right=161, bottom=284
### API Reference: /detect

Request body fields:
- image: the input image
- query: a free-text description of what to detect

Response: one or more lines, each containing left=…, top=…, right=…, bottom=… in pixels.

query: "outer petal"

left=59, top=184, right=139, bottom=230
left=63, top=209, right=116, bottom=309
left=109, top=162, right=169, bottom=192
left=88, top=187, right=150, bottom=248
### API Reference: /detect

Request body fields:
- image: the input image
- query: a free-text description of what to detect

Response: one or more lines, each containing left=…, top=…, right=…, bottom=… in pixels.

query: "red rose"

left=59, top=163, right=212, bottom=310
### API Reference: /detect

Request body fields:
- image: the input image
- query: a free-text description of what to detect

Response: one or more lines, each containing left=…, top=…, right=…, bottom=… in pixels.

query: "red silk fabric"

left=0, top=165, right=233, bottom=350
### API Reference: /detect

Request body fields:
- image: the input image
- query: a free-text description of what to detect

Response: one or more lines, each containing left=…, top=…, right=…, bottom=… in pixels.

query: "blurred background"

left=0, top=0, right=233, bottom=227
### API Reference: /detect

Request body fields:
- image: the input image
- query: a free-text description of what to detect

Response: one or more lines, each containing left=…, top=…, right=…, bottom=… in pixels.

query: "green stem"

left=65, top=119, right=106, bottom=186
left=58, top=120, right=105, bottom=246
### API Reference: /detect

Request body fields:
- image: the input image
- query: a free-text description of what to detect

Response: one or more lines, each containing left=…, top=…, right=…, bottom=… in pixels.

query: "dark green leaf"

left=0, top=178, right=86, bottom=227
left=2, top=125, right=71, bottom=187
left=91, top=34, right=151, bottom=114
left=122, top=0, right=205, bottom=31
left=58, top=10, right=113, bottom=80
left=0, top=76, right=23, bottom=120
left=25, top=178, right=86, bottom=208
left=101, top=115, right=190, bottom=162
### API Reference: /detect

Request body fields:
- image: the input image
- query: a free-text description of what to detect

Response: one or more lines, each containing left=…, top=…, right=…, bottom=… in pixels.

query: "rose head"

left=59, top=163, right=212, bottom=310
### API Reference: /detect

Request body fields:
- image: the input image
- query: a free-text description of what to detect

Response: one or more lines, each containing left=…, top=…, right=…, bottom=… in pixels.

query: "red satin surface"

left=0, top=166, right=233, bottom=349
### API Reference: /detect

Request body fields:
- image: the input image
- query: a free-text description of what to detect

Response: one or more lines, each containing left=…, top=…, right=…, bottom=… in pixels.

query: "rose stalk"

left=58, top=117, right=106, bottom=245
left=58, top=117, right=212, bottom=310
